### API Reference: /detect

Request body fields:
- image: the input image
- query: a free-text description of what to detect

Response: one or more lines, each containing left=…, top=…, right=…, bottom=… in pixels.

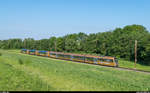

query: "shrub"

left=0, top=53, right=2, bottom=56
left=18, top=59, right=24, bottom=65
left=24, top=59, right=32, bottom=65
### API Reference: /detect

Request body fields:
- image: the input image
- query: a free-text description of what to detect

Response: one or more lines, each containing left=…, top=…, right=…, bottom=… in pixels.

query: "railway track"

left=114, top=67, right=150, bottom=74
left=21, top=52, right=150, bottom=74
left=48, top=56, right=150, bottom=74
left=77, top=60, right=150, bottom=74
left=56, top=58, right=150, bottom=74
left=64, top=58, right=150, bottom=74
left=80, top=61, right=150, bottom=74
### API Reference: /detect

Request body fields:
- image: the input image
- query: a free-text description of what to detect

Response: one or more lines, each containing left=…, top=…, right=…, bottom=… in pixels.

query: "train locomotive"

left=21, top=49, right=119, bottom=67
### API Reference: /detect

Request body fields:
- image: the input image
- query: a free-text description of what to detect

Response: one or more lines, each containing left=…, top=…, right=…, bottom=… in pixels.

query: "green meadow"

left=0, top=49, right=150, bottom=91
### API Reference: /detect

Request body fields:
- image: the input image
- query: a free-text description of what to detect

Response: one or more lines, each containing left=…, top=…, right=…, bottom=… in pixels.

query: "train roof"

left=38, top=50, right=48, bottom=53
left=85, top=54, right=101, bottom=58
left=49, top=51, right=115, bottom=59
left=69, top=53, right=85, bottom=57
left=99, top=56, right=115, bottom=59
left=23, top=49, right=116, bottom=59
left=49, top=51, right=64, bottom=54
left=21, top=49, right=27, bottom=51
left=29, top=49, right=36, bottom=52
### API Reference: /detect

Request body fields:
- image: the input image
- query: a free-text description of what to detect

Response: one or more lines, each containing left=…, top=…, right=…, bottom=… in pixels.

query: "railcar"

left=49, top=51, right=57, bottom=58
left=85, top=55, right=99, bottom=64
left=21, top=49, right=27, bottom=54
left=20, top=49, right=118, bottom=67
left=37, top=51, right=48, bottom=56
left=99, top=57, right=118, bottom=67
left=71, top=54, right=85, bottom=62
left=29, top=49, right=36, bottom=55
left=55, top=52, right=65, bottom=59
left=63, top=53, right=74, bottom=60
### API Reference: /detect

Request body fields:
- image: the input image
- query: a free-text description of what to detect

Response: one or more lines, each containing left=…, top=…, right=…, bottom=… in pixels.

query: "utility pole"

left=129, top=40, right=131, bottom=61
left=24, top=39, right=26, bottom=48
left=55, top=40, right=57, bottom=52
left=134, top=40, right=137, bottom=69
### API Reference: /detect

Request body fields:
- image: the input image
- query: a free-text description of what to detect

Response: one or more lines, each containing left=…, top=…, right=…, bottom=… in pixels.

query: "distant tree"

left=0, top=24, right=150, bottom=65
left=49, top=36, right=57, bottom=51
left=56, top=37, right=64, bottom=52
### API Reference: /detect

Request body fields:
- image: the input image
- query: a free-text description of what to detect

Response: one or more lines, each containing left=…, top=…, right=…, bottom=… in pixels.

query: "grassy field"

left=119, top=59, right=150, bottom=72
left=0, top=49, right=150, bottom=91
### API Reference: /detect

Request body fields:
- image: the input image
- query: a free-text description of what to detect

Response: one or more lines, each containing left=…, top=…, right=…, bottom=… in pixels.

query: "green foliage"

left=0, top=24, right=150, bottom=64
left=0, top=52, right=2, bottom=56
left=18, top=58, right=24, bottom=65
left=18, top=58, right=32, bottom=65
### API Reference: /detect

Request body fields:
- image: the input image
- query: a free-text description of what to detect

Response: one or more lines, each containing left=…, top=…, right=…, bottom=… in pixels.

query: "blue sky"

left=0, top=0, right=150, bottom=40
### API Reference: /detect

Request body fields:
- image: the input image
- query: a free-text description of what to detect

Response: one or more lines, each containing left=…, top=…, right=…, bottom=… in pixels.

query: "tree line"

left=0, top=24, right=150, bottom=65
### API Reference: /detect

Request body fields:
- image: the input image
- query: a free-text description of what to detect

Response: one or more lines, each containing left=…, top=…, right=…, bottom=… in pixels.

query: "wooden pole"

left=24, top=39, right=26, bottom=48
left=134, top=40, right=137, bottom=69
left=129, top=40, right=131, bottom=61
left=55, top=40, right=57, bottom=52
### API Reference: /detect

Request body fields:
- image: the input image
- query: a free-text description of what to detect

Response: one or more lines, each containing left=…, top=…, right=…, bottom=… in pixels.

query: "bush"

left=18, top=59, right=24, bottom=65
left=0, top=53, right=2, bottom=56
left=24, top=59, right=32, bottom=65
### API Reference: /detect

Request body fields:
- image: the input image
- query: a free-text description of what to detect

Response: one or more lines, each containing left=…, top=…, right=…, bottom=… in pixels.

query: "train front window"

left=115, top=59, right=118, bottom=63
left=103, top=59, right=113, bottom=62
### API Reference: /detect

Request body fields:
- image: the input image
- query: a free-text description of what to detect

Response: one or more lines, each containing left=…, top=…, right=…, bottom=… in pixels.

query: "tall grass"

left=18, top=58, right=24, bottom=65
left=0, top=56, right=53, bottom=91
left=0, top=52, right=2, bottom=56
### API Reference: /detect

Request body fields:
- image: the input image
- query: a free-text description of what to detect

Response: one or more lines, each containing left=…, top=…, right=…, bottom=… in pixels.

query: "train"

left=21, top=49, right=119, bottom=67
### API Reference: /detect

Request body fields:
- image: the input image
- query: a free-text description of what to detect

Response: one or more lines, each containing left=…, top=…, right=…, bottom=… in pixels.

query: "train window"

left=57, top=54, right=64, bottom=57
left=50, top=53, right=56, bottom=56
left=99, top=58, right=104, bottom=62
left=73, top=56, right=84, bottom=60
left=94, top=58, right=98, bottom=62
left=85, top=57, right=94, bottom=61
left=64, top=55, right=70, bottom=58
left=103, top=59, right=113, bottom=62
left=71, top=55, right=74, bottom=59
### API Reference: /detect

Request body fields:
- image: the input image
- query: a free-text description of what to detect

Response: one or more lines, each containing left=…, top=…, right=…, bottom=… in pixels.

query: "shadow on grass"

left=18, top=58, right=32, bottom=65
left=0, top=52, right=2, bottom=56
left=18, top=58, right=24, bottom=65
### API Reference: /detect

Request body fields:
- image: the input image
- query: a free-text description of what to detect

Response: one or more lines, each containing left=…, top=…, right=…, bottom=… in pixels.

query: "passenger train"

left=21, top=49, right=119, bottom=67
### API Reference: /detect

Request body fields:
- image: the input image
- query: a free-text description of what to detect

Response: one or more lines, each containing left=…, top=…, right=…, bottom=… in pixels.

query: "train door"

left=70, top=55, right=73, bottom=60
left=94, top=58, right=98, bottom=64
left=46, top=51, right=50, bottom=57
left=35, top=51, right=39, bottom=55
left=114, top=58, right=118, bottom=67
left=27, top=50, right=30, bottom=54
left=56, top=54, right=58, bottom=58
left=50, top=53, right=53, bottom=57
